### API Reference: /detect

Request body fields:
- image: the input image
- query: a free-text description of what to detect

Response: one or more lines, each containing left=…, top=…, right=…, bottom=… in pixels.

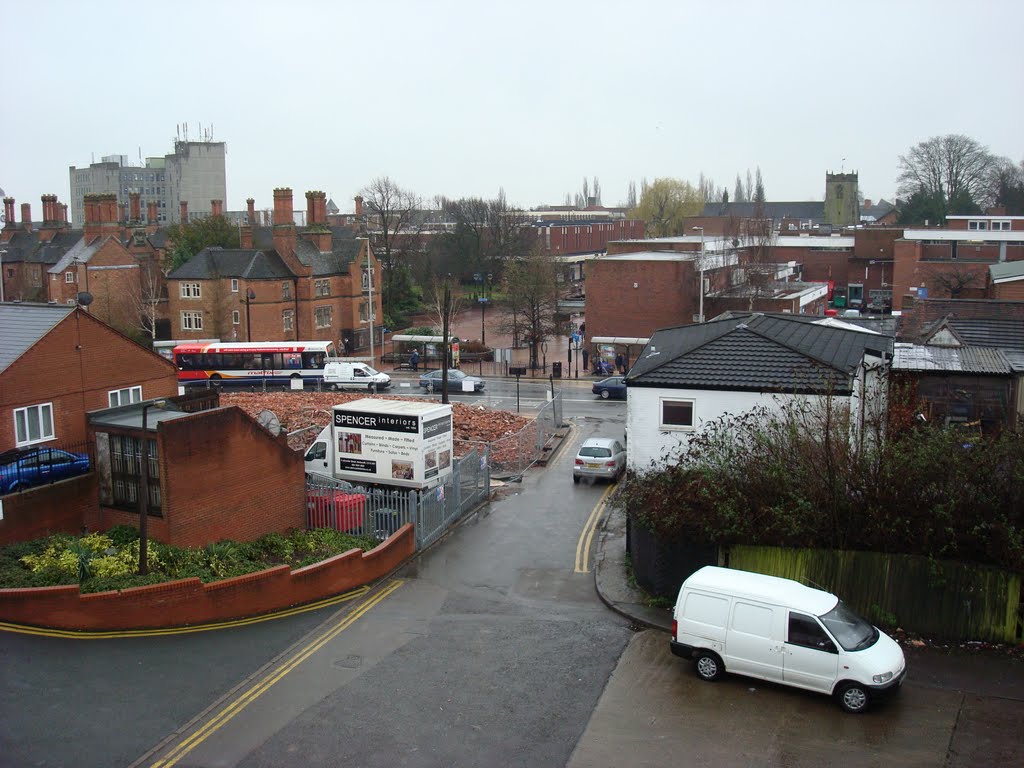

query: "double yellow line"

left=146, top=579, right=404, bottom=768
left=574, top=483, right=616, bottom=573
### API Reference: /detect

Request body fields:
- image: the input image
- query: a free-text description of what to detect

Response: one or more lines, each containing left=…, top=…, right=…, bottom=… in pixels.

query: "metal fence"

left=0, top=440, right=95, bottom=495
left=305, top=445, right=490, bottom=551
left=457, top=391, right=564, bottom=478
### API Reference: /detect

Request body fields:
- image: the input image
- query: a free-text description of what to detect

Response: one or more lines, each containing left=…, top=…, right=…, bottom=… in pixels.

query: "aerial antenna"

left=841, top=157, right=846, bottom=173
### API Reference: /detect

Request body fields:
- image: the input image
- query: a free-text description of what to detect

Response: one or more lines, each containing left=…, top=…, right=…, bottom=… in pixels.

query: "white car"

left=573, top=437, right=626, bottom=483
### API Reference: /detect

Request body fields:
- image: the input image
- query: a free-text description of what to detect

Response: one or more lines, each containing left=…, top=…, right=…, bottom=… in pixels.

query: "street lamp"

left=138, top=399, right=167, bottom=575
left=474, top=272, right=492, bottom=346
left=692, top=226, right=705, bottom=323
left=244, top=288, right=255, bottom=342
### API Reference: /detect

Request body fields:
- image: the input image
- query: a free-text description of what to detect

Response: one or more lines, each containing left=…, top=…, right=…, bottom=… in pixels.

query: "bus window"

left=304, top=352, right=326, bottom=369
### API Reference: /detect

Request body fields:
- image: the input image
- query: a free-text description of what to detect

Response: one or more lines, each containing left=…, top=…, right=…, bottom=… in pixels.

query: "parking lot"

left=568, top=630, right=1024, bottom=768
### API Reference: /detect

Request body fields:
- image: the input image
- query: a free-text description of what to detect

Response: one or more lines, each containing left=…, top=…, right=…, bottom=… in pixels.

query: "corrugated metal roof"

left=892, top=344, right=1011, bottom=374
left=0, top=303, right=75, bottom=373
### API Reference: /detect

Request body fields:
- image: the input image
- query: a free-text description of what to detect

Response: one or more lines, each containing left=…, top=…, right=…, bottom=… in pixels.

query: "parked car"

left=592, top=376, right=627, bottom=400
left=573, top=437, right=626, bottom=484
left=670, top=566, right=907, bottom=714
left=418, top=369, right=485, bottom=392
left=0, top=446, right=91, bottom=494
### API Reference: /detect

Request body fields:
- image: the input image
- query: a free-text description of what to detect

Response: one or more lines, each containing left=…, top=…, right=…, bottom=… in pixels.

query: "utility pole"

left=441, top=279, right=451, bottom=405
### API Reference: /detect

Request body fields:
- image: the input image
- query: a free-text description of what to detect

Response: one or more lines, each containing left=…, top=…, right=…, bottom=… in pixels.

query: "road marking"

left=147, top=579, right=404, bottom=768
left=0, top=585, right=371, bottom=640
left=575, top=484, right=616, bottom=573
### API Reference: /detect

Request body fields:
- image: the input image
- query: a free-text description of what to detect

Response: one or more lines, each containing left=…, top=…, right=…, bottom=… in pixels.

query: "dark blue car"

left=0, top=446, right=91, bottom=494
left=592, top=376, right=627, bottom=400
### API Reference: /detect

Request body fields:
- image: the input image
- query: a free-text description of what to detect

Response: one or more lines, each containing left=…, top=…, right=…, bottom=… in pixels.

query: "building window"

left=180, top=282, right=201, bottom=298
left=283, top=309, right=294, bottom=332
left=231, top=279, right=239, bottom=292
left=181, top=310, right=203, bottom=330
left=314, top=306, right=332, bottom=329
left=232, top=310, right=241, bottom=325
left=14, top=403, right=55, bottom=446
left=359, top=301, right=373, bottom=322
left=992, top=220, right=1011, bottom=231
left=65, top=271, right=76, bottom=283
left=109, top=433, right=161, bottom=514
left=660, top=399, right=694, bottom=430
left=282, top=281, right=292, bottom=300
left=361, top=270, right=371, bottom=290
left=315, top=279, right=330, bottom=297
left=108, top=386, right=142, bottom=407
left=967, top=220, right=989, bottom=231
left=848, top=283, right=864, bottom=305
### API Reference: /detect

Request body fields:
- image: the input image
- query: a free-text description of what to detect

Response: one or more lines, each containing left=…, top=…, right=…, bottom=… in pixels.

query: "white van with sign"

left=323, top=361, right=391, bottom=392
left=670, top=566, right=906, bottom=713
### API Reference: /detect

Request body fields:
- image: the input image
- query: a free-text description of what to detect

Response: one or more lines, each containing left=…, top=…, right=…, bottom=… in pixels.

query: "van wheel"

left=836, top=683, right=869, bottom=714
left=694, top=651, right=724, bottom=682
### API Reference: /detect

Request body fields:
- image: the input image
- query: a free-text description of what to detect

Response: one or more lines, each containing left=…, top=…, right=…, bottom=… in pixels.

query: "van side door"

left=724, top=601, right=784, bottom=682
left=782, top=611, right=839, bottom=693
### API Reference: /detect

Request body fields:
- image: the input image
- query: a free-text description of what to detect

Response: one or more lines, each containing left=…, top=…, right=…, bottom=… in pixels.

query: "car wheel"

left=836, top=683, right=869, bottom=714
left=600, top=389, right=610, bottom=399
left=573, top=475, right=580, bottom=484
left=694, top=651, right=724, bottom=682
left=210, top=373, right=222, bottom=380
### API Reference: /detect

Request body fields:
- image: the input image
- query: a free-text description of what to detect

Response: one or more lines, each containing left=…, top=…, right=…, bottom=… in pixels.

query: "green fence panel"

left=726, top=545, right=1021, bottom=644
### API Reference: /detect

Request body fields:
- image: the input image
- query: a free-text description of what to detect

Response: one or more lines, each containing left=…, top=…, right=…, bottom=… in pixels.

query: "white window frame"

left=231, top=278, right=239, bottom=292
left=314, top=305, right=332, bottom=329
left=968, top=220, right=988, bottom=231
left=282, top=281, right=292, bottom=300
left=660, top=398, right=695, bottom=430
left=65, top=271, right=76, bottom=283
left=108, top=386, right=142, bottom=407
left=232, top=309, right=241, bottom=325
left=180, top=282, right=201, bottom=298
left=14, top=403, right=55, bottom=446
left=181, top=310, right=203, bottom=330
left=992, top=220, right=1011, bottom=231
left=283, top=309, right=294, bottom=332
left=315, top=279, right=330, bottom=297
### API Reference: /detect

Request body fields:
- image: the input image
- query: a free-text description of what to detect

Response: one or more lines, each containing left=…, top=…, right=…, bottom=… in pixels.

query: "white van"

left=670, top=566, right=906, bottom=713
left=322, top=361, right=391, bottom=392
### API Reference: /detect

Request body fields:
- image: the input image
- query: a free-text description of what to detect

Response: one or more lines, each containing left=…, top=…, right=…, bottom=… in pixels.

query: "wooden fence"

left=726, top=545, right=1022, bottom=643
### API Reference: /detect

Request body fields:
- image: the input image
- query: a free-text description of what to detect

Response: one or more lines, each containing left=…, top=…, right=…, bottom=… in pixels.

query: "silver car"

left=573, top=437, right=626, bottom=484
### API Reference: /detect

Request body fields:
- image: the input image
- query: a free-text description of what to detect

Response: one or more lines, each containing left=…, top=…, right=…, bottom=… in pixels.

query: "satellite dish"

left=77, top=291, right=94, bottom=306
left=256, top=409, right=281, bottom=436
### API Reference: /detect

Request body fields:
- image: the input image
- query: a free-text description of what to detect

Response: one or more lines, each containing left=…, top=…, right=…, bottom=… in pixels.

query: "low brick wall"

left=0, top=524, right=415, bottom=631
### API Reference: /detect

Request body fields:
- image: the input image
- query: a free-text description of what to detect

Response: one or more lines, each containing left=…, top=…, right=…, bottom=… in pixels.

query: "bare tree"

left=129, top=256, right=165, bottom=341
left=734, top=174, right=745, bottom=203
left=359, top=176, right=422, bottom=319
left=501, top=244, right=561, bottom=369
left=897, top=135, right=998, bottom=209
left=924, top=263, right=984, bottom=299
left=626, top=181, right=637, bottom=209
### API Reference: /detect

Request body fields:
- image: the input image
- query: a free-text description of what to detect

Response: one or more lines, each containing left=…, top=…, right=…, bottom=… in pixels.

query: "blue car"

left=418, top=369, right=485, bottom=392
left=592, top=376, right=627, bottom=400
left=0, top=446, right=91, bottom=494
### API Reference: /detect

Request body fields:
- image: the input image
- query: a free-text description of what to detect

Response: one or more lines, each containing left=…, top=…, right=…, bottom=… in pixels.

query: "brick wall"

left=587, top=258, right=696, bottom=338
left=0, top=474, right=96, bottom=545
left=0, top=310, right=179, bottom=451
left=0, top=525, right=414, bottom=630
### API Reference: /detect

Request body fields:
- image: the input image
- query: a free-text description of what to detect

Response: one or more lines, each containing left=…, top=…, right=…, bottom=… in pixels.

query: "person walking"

left=615, top=352, right=625, bottom=374
left=409, top=348, right=420, bottom=371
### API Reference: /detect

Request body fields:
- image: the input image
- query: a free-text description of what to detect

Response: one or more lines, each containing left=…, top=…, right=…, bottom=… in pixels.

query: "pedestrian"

left=615, top=352, right=625, bottom=374
left=409, top=348, right=420, bottom=371
left=343, top=337, right=354, bottom=355
left=582, top=348, right=589, bottom=372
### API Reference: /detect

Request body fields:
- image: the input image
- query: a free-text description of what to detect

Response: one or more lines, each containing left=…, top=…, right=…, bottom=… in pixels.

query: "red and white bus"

left=173, top=341, right=339, bottom=386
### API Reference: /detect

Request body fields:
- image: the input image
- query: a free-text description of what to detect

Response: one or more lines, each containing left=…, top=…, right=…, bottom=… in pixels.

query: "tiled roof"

left=892, top=344, right=1012, bottom=374
left=167, top=248, right=293, bottom=280
left=701, top=201, right=826, bottom=221
left=0, top=303, right=75, bottom=374
left=626, top=313, right=892, bottom=394
left=919, top=316, right=1024, bottom=351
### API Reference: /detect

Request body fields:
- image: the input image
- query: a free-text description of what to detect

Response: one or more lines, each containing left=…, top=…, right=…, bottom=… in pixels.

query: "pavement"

left=592, top=501, right=1024, bottom=702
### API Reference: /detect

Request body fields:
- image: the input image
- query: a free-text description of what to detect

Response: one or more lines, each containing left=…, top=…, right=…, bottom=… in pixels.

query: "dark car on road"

left=419, top=369, right=486, bottom=392
left=0, top=446, right=91, bottom=494
left=592, top=376, right=627, bottom=400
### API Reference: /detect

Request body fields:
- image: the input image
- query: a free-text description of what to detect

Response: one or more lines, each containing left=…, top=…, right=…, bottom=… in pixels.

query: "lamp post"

left=692, top=226, right=705, bottom=323
left=363, top=249, right=376, bottom=366
left=474, top=272, right=492, bottom=346
left=245, top=288, right=255, bottom=342
left=138, top=399, right=167, bottom=575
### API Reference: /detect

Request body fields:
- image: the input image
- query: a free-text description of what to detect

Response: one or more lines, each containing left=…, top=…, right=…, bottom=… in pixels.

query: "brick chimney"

left=303, top=190, right=332, bottom=251
left=129, top=192, right=142, bottom=223
left=240, top=198, right=255, bottom=248
left=180, top=201, right=189, bottom=223
left=147, top=201, right=158, bottom=224
left=21, top=202, right=32, bottom=231
left=271, top=188, right=308, bottom=277
left=84, top=193, right=120, bottom=241
left=39, top=195, right=60, bottom=242
left=273, top=187, right=293, bottom=226
left=3, top=197, right=15, bottom=229
left=121, top=202, right=130, bottom=225
left=354, top=195, right=364, bottom=217
left=211, top=199, right=223, bottom=217
left=61, top=203, right=68, bottom=225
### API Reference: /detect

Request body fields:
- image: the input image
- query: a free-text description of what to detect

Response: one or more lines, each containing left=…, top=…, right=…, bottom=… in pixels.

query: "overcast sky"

left=3, top=0, right=1022, bottom=219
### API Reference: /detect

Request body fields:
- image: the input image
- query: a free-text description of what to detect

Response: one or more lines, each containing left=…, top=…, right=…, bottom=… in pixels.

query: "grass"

left=0, top=525, right=380, bottom=594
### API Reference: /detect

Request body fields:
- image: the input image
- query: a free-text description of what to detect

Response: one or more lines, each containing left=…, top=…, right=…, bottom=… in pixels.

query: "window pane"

left=662, top=400, right=693, bottom=426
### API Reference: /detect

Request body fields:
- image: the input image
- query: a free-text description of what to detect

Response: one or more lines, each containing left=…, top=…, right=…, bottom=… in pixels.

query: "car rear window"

left=579, top=447, right=611, bottom=458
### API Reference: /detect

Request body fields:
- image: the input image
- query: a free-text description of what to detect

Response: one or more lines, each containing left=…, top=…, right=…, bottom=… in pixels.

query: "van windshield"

left=818, top=601, right=878, bottom=651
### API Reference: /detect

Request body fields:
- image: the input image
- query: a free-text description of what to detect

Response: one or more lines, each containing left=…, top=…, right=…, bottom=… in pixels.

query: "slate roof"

left=990, top=261, right=1024, bottom=283
left=247, top=226, right=362, bottom=276
left=1, top=229, right=85, bottom=266
left=920, top=316, right=1024, bottom=351
left=626, top=313, right=892, bottom=394
left=891, top=344, right=1013, bottom=375
left=49, top=236, right=102, bottom=273
left=702, top=201, right=826, bottom=222
left=167, top=248, right=294, bottom=280
left=0, top=303, right=75, bottom=374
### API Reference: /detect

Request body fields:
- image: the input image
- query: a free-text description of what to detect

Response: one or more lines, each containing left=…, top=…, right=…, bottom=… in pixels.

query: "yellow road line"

left=0, top=585, right=371, bottom=640
left=575, top=483, right=616, bottom=573
left=149, top=578, right=404, bottom=768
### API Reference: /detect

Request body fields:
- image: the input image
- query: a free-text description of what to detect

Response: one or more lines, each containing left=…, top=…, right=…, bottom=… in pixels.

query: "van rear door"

left=724, top=601, right=784, bottom=682
left=782, top=611, right=839, bottom=692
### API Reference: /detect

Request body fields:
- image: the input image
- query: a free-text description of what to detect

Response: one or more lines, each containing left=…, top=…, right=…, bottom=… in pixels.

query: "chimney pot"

left=3, top=197, right=15, bottom=228
left=246, top=198, right=255, bottom=224
left=354, top=195, right=364, bottom=217
left=273, top=188, right=294, bottom=226
left=21, top=202, right=32, bottom=230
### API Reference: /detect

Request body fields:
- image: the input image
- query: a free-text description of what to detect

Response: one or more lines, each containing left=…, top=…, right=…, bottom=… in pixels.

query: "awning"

left=590, top=336, right=650, bottom=346
left=390, top=335, right=457, bottom=343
